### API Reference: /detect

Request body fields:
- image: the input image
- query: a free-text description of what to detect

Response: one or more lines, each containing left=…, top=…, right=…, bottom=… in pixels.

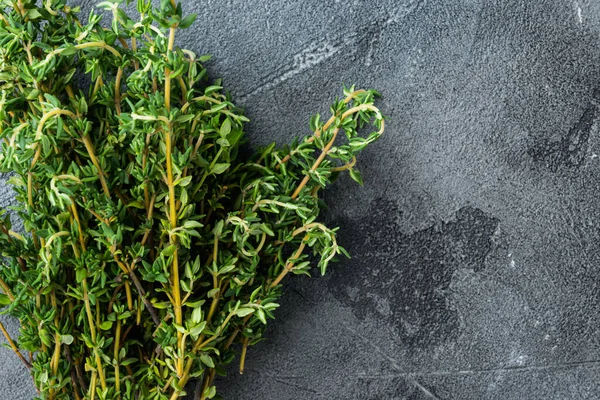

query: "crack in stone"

left=237, top=0, right=425, bottom=102
left=412, top=379, right=442, bottom=399
left=269, top=377, right=320, bottom=395
left=344, top=323, right=442, bottom=399
left=356, top=358, right=600, bottom=379
left=527, top=88, right=600, bottom=171
left=343, top=323, right=404, bottom=370
left=258, top=358, right=600, bottom=384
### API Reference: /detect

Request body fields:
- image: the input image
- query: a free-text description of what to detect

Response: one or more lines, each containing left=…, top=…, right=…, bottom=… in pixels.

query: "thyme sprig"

left=0, top=0, right=384, bottom=399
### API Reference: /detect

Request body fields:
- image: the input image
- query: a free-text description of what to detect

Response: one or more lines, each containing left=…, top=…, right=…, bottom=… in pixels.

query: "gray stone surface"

left=3, top=0, right=600, bottom=398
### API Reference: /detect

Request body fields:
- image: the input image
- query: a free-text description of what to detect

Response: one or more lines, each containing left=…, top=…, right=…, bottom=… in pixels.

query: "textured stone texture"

left=3, top=0, right=600, bottom=399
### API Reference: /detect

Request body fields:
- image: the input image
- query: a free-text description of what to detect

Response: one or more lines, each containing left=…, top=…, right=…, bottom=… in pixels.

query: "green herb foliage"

left=0, top=0, right=384, bottom=399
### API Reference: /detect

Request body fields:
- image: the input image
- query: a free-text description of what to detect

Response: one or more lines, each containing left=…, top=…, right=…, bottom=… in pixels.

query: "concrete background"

left=3, top=0, right=600, bottom=398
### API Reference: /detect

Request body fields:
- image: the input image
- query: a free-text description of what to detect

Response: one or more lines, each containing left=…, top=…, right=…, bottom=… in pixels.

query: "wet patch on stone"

left=328, top=199, right=499, bottom=347
left=527, top=88, right=600, bottom=172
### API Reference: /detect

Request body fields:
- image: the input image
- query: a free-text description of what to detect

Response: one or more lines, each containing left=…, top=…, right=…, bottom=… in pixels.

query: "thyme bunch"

left=0, top=0, right=384, bottom=399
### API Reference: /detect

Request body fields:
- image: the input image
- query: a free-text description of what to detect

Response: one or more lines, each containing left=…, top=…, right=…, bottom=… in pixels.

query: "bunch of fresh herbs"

left=0, top=0, right=384, bottom=399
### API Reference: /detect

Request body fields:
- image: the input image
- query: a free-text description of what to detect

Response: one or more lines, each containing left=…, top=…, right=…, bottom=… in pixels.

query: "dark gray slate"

left=3, top=0, right=600, bottom=399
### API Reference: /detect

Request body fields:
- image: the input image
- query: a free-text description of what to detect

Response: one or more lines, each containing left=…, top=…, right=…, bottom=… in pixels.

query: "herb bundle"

left=0, top=0, right=384, bottom=399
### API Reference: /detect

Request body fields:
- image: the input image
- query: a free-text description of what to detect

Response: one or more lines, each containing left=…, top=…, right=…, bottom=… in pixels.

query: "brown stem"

left=112, top=256, right=160, bottom=326
left=269, top=237, right=308, bottom=288
left=142, top=134, right=151, bottom=212
left=92, top=75, right=103, bottom=99
left=124, top=280, right=133, bottom=311
left=83, top=279, right=107, bottom=392
left=291, top=127, right=339, bottom=199
left=114, top=319, right=122, bottom=399
left=81, top=134, right=111, bottom=198
left=50, top=292, right=62, bottom=386
left=65, top=355, right=82, bottom=400
left=121, top=325, right=134, bottom=344
left=193, top=377, right=203, bottom=400
left=127, top=265, right=161, bottom=327
left=177, top=76, right=187, bottom=103
left=107, top=283, right=124, bottom=313
left=140, top=193, right=156, bottom=246
left=132, top=37, right=139, bottom=70
left=114, top=67, right=123, bottom=115
left=224, top=328, right=240, bottom=350
left=64, top=345, right=87, bottom=395
left=0, top=320, right=31, bottom=369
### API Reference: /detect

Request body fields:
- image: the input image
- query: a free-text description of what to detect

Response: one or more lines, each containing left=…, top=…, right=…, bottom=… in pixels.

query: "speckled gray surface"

left=3, top=0, right=600, bottom=399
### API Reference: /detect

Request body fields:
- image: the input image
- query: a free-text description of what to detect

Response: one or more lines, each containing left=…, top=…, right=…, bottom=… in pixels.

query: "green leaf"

left=60, top=335, right=74, bottom=345
left=190, top=321, right=206, bottom=337
left=250, top=286, right=262, bottom=302
left=192, top=307, right=202, bottom=324
left=259, top=223, right=275, bottom=236
left=121, top=358, right=138, bottom=366
left=0, top=294, right=11, bottom=306
left=174, top=175, right=193, bottom=187
left=200, top=353, right=215, bottom=368
left=25, top=9, right=42, bottom=20
left=220, top=118, right=231, bottom=138
left=185, top=299, right=205, bottom=308
left=204, top=85, right=222, bottom=94
left=175, top=114, right=195, bottom=123
left=212, top=220, right=224, bottom=237
left=348, top=168, right=364, bottom=186
left=235, top=308, right=254, bottom=317
left=61, top=46, right=77, bottom=56
left=216, top=138, right=230, bottom=147
left=26, top=89, right=41, bottom=100
left=162, top=245, right=177, bottom=256
left=228, top=127, right=244, bottom=147
left=173, top=323, right=186, bottom=334
left=180, top=280, right=191, bottom=293
left=81, top=334, right=94, bottom=349
left=39, top=329, right=52, bottom=348
left=256, top=308, right=267, bottom=324
left=309, top=113, right=321, bottom=132
left=210, top=163, right=230, bottom=175
left=183, top=220, right=203, bottom=229
left=39, top=371, right=48, bottom=384
left=203, top=385, right=216, bottom=399
left=117, top=311, right=132, bottom=320
left=75, top=268, right=87, bottom=283
left=218, top=264, right=236, bottom=275
left=339, top=246, right=351, bottom=258
left=96, top=1, right=115, bottom=10
left=184, top=262, right=193, bottom=280
left=99, top=321, right=113, bottom=331
left=152, top=301, right=171, bottom=309
left=211, top=102, right=229, bottom=112
left=179, top=13, right=198, bottom=29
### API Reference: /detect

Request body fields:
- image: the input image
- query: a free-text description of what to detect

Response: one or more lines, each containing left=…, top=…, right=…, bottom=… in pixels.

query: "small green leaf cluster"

left=0, top=1, right=384, bottom=399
